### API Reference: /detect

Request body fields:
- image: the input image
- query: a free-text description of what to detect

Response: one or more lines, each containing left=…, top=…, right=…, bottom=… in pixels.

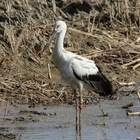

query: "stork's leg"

left=74, top=89, right=79, bottom=136
left=79, top=90, right=83, bottom=137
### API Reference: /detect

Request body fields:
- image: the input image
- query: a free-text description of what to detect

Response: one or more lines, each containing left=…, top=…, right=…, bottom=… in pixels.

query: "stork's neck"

left=53, top=29, right=68, bottom=69
left=54, top=29, right=66, bottom=53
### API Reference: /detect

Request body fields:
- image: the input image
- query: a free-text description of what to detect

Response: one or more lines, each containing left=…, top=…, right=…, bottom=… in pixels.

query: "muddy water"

left=0, top=94, right=140, bottom=140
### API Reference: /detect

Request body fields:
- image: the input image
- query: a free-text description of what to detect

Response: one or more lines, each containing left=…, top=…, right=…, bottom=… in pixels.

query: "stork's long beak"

left=42, top=29, right=57, bottom=52
left=38, top=28, right=57, bottom=57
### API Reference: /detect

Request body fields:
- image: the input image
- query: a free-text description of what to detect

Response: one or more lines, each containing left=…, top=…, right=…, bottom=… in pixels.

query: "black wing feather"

left=73, top=69, right=112, bottom=96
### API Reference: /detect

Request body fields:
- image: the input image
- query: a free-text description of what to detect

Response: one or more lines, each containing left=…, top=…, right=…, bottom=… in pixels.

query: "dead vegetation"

left=0, top=0, right=140, bottom=106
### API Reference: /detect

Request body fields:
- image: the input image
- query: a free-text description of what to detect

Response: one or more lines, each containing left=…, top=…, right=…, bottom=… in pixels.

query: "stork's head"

left=40, top=21, right=67, bottom=54
left=53, top=20, right=67, bottom=33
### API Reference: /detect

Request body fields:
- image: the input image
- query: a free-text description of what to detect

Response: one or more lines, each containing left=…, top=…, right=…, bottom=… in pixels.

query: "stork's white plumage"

left=42, top=20, right=112, bottom=137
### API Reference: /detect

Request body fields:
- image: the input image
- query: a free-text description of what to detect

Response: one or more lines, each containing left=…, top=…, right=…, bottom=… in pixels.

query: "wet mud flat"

left=0, top=93, right=140, bottom=140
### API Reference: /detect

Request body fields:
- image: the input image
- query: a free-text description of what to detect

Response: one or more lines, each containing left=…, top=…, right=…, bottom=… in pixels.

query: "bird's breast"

left=52, top=53, right=65, bottom=69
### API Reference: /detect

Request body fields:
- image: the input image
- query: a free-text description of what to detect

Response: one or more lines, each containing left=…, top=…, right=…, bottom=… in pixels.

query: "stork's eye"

left=56, top=25, right=60, bottom=29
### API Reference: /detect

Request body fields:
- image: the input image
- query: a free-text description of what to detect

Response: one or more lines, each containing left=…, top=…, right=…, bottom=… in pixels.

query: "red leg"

left=74, top=89, right=79, bottom=136
left=76, top=98, right=79, bottom=135
left=79, top=100, right=83, bottom=137
left=79, top=90, right=83, bottom=137
left=74, top=89, right=83, bottom=139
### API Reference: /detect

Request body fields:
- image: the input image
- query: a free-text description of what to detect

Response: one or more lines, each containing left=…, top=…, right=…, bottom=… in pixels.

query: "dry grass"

left=0, top=0, right=140, bottom=105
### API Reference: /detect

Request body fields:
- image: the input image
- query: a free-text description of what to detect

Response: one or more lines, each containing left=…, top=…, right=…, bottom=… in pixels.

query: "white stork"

left=41, top=20, right=112, bottom=137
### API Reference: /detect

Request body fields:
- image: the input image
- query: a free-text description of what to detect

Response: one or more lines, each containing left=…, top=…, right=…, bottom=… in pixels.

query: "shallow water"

left=0, top=94, right=140, bottom=140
